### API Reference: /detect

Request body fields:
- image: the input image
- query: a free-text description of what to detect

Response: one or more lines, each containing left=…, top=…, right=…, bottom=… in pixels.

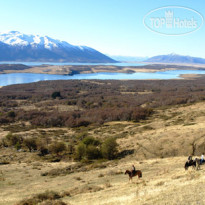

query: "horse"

left=184, top=158, right=200, bottom=170
left=125, top=169, right=142, bottom=181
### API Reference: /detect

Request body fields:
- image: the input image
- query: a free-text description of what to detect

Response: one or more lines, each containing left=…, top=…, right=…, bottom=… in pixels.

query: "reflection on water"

left=0, top=70, right=205, bottom=86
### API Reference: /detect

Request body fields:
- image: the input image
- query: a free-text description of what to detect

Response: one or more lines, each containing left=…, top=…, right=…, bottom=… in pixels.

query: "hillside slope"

left=1, top=102, right=205, bottom=204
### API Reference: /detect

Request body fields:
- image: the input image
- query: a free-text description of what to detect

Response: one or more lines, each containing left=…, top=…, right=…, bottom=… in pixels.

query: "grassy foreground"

left=1, top=155, right=205, bottom=205
left=1, top=101, right=205, bottom=204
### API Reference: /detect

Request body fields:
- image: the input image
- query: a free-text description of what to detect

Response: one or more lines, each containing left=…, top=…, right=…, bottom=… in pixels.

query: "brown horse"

left=185, top=158, right=200, bottom=170
left=125, top=170, right=142, bottom=181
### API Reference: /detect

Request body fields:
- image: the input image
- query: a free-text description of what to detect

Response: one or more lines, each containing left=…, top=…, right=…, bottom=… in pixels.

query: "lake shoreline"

left=1, top=64, right=205, bottom=87
left=0, top=63, right=205, bottom=76
left=1, top=70, right=205, bottom=87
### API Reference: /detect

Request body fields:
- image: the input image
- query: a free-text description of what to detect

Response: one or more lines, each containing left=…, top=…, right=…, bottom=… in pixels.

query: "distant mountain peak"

left=0, top=31, right=116, bottom=63
left=145, top=54, right=205, bottom=65
left=9, top=31, right=20, bottom=34
left=169, top=52, right=178, bottom=56
left=0, top=31, right=67, bottom=49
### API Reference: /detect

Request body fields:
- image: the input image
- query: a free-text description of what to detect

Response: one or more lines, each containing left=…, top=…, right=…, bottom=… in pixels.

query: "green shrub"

left=74, top=136, right=101, bottom=161
left=15, top=141, right=22, bottom=150
left=86, top=145, right=101, bottom=160
left=5, top=133, right=23, bottom=147
left=82, top=136, right=101, bottom=147
left=36, top=138, right=49, bottom=156
left=49, top=141, right=66, bottom=156
left=24, top=138, right=37, bottom=152
left=74, top=136, right=119, bottom=161
left=101, top=137, right=118, bottom=160
left=74, top=143, right=86, bottom=160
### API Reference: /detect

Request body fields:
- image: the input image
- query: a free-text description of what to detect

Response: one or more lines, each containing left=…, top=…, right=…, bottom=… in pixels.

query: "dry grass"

left=1, top=102, right=205, bottom=204
left=117, top=102, right=205, bottom=159
left=1, top=153, right=205, bottom=204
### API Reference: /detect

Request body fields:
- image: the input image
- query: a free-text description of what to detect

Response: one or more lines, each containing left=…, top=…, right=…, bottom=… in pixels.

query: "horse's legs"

left=197, top=163, right=200, bottom=170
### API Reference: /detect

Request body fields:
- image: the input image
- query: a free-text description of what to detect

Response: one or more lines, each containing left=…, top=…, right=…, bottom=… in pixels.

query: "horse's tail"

left=184, top=161, right=188, bottom=170
left=138, top=170, right=142, bottom=178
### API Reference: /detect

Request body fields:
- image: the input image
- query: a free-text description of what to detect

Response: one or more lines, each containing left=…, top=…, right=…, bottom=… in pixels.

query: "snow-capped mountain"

left=0, top=31, right=116, bottom=63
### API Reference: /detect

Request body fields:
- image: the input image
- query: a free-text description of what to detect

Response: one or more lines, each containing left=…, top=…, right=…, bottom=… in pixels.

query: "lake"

left=1, top=70, right=205, bottom=86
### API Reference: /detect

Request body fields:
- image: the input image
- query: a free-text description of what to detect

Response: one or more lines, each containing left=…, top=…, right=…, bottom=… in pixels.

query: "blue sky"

left=0, top=0, right=204, bottom=57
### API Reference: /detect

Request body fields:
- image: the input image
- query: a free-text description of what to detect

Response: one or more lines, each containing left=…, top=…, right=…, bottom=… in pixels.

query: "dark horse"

left=185, top=158, right=200, bottom=170
left=125, top=170, right=142, bottom=181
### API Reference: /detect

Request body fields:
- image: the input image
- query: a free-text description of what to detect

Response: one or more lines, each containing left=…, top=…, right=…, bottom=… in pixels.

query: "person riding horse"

left=188, top=155, right=192, bottom=162
left=125, top=166, right=142, bottom=181
left=185, top=156, right=200, bottom=170
left=132, top=165, right=136, bottom=176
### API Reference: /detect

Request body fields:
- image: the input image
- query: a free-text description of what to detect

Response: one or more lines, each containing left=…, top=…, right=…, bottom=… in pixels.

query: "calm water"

left=0, top=61, right=145, bottom=67
left=1, top=70, right=205, bottom=86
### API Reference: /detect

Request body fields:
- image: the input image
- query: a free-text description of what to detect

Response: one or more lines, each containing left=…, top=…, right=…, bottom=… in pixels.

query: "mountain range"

left=145, top=53, right=205, bottom=64
left=0, top=31, right=116, bottom=63
left=0, top=32, right=204, bottom=65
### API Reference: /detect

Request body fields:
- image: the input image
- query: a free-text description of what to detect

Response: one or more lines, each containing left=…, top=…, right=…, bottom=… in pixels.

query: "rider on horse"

left=132, top=165, right=136, bottom=175
left=188, top=155, right=192, bottom=162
